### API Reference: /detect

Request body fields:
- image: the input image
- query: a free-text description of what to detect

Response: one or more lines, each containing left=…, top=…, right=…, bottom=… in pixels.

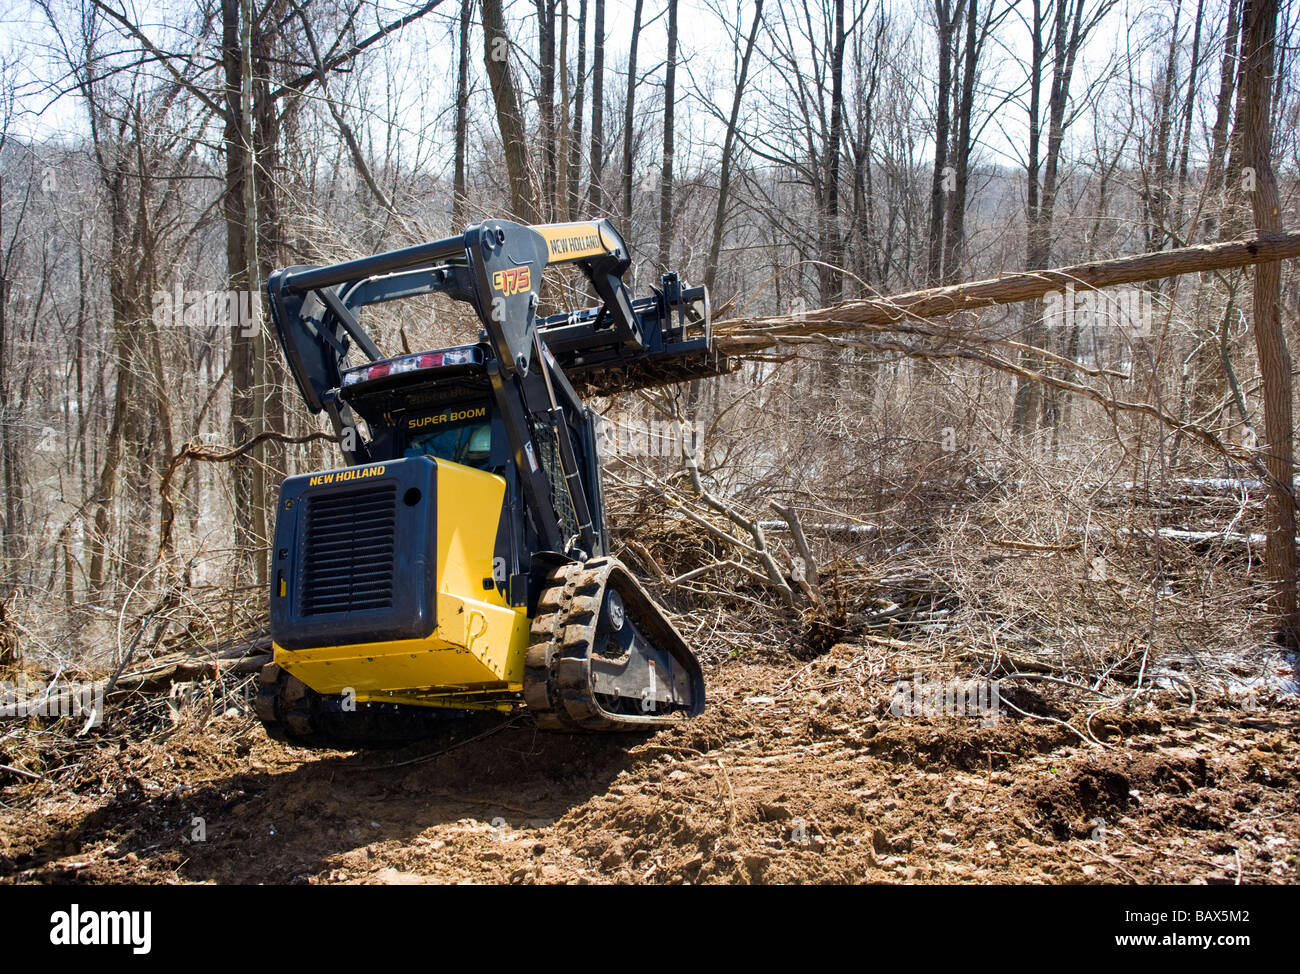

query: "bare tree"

left=942, top=0, right=1004, bottom=282
left=704, top=0, right=764, bottom=292
left=1012, top=0, right=1117, bottom=434
left=656, top=0, right=678, bottom=270
left=926, top=0, right=958, bottom=284
left=454, top=0, right=472, bottom=227
left=589, top=0, right=605, bottom=212
left=1238, top=0, right=1295, bottom=639
left=536, top=0, right=558, bottom=218
left=482, top=0, right=538, bottom=222
left=621, top=0, right=645, bottom=230
left=566, top=0, right=588, bottom=219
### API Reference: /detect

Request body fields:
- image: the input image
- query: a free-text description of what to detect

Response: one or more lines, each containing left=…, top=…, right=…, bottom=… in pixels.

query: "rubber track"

left=523, top=563, right=586, bottom=730
left=524, top=557, right=702, bottom=732
left=253, top=662, right=494, bottom=749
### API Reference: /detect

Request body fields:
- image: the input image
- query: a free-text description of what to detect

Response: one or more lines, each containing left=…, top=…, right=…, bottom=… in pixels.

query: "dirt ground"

left=2, top=645, right=1297, bottom=885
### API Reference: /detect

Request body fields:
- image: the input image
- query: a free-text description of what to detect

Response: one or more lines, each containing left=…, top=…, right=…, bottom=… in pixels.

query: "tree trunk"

left=1147, top=0, right=1182, bottom=250
left=927, top=0, right=954, bottom=284
left=453, top=0, right=471, bottom=228
left=253, top=22, right=285, bottom=511
left=943, top=0, right=979, bottom=283
left=588, top=0, right=605, bottom=213
left=222, top=0, right=256, bottom=584
left=1239, top=0, right=1296, bottom=640
left=0, top=173, right=23, bottom=589
left=1174, top=0, right=1204, bottom=218
left=656, top=0, right=677, bottom=270
left=242, top=0, right=266, bottom=587
left=718, top=231, right=1300, bottom=346
left=705, top=0, right=764, bottom=292
left=621, top=0, right=645, bottom=231
left=536, top=0, right=557, bottom=220
left=567, top=0, right=588, bottom=219
left=558, top=0, right=571, bottom=211
left=482, top=0, right=538, bottom=223
left=1206, top=0, right=1242, bottom=237
left=1014, top=0, right=1092, bottom=433
left=819, top=0, right=846, bottom=304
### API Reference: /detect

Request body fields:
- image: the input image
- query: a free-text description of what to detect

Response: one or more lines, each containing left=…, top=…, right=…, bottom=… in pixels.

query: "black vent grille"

left=301, top=484, right=397, bottom=615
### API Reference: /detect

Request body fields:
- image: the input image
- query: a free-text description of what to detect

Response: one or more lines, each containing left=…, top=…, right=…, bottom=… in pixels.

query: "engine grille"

left=301, top=484, right=397, bottom=615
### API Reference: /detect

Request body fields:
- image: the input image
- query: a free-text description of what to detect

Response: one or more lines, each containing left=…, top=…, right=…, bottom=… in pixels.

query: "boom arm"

left=265, top=218, right=729, bottom=558
left=266, top=219, right=725, bottom=415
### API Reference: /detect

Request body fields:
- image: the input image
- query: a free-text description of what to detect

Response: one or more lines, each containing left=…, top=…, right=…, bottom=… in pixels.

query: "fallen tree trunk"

left=716, top=230, right=1300, bottom=353
left=2, top=654, right=272, bottom=730
left=696, top=230, right=1300, bottom=636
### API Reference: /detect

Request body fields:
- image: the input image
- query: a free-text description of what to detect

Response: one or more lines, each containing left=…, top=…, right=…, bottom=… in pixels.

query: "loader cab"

left=333, top=342, right=607, bottom=606
left=335, top=344, right=491, bottom=460
left=405, top=416, right=493, bottom=469
left=400, top=403, right=497, bottom=471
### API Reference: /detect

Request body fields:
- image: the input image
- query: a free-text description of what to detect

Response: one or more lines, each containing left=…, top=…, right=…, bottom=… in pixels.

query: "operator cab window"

left=404, top=405, right=494, bottom=471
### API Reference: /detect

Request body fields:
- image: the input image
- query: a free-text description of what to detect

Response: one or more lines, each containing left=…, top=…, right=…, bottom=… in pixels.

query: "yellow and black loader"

left=254, top=219, right=728, bottom=747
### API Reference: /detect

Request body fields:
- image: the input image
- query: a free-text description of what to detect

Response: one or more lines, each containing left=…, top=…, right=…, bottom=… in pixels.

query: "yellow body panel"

left=534, top=221, right=625, bottom=263
left=274, top=458, right=531, bottom=709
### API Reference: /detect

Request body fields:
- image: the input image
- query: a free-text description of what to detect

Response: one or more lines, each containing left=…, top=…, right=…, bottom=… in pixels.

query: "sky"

left=0, top=0, right=1268, bottom=180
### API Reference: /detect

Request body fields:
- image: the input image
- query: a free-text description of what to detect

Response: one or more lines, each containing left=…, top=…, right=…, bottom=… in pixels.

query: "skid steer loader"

left=253, top=219, right=730, bottom=747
